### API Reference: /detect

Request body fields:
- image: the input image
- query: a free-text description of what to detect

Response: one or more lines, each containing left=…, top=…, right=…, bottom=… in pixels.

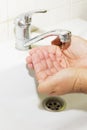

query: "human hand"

left=51, top=35, right=87, bottom=68
left=37, top=67, right=81, bottom=95
left=26, top=35, right=87, bottom=95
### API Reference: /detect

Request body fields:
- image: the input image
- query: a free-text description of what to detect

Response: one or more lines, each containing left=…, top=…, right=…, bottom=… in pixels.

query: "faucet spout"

left=24, top=29, right=71, bottom=49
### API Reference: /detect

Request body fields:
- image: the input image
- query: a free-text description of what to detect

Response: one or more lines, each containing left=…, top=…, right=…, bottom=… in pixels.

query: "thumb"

left=38, top=68, right=78, bottom=95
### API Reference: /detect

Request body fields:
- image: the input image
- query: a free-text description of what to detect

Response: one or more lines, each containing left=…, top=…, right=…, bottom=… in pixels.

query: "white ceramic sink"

left=0, top=19, right=87, bottom=130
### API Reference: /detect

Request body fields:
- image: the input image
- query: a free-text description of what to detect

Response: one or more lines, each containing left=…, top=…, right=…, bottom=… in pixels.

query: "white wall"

left=0, top=0, right=87, bottom=42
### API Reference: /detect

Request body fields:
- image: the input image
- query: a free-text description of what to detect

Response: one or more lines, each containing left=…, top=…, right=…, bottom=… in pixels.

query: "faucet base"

left=15, top=40, right=29, bottom=50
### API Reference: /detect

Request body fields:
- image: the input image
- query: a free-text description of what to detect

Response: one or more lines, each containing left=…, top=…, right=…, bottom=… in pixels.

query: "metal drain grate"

left=42, top=97, right=65, bottom=112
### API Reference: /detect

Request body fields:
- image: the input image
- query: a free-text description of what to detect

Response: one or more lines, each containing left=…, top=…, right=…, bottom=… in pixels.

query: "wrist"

left=73, top=68, right=87, bottom=93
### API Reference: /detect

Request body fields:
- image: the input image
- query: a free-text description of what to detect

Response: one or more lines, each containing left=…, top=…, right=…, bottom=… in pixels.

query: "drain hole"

left=42, top=97, right=65, bottom=112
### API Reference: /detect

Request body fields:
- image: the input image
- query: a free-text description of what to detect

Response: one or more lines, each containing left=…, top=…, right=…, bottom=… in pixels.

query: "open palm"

left=26, top=35, right=87, bottom=83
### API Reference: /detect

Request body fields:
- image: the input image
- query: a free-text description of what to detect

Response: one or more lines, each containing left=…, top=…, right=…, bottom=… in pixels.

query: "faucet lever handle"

left=27, top=9, right=47, bottom=16
left=15, top=9, right=47, bottom=26
left=24, top=9, right=47, bottom=24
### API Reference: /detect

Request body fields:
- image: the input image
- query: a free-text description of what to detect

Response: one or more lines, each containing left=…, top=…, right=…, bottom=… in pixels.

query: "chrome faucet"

left=14, top=9, right=47, bottom=50
left=24, top=29, right=72, bottom=49
left=14, top=9, right=71, bottom=50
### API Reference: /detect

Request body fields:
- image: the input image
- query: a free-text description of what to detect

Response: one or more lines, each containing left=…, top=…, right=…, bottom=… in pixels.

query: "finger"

left=53, top=61, right=62, bottom=71
left=29, top=47, right=38, bottom=55
left=40, top=49, right=49, bottom=59
left=33, top=62, right=46, bottom=73
left=49, top=53, right=56, bottom=61
left=29, top=46, right=48, bottom=55
left=26, top=56, right=32, bottom=63
left=41, top=59, right=48, bottom=70
left=31, top=52, right=47, bottom=73
left=32, top=53, right=41, bottom=64
left=36, top=70, right=48, bottom=82
left=40, top=48, right=58, bottom=73
left=27, top=63, right=34, bottom=69
left=60, top=58, right=68, bottom=68
left=39, top=45, right=58, bottom=56
left=48, top=45, right=57, bottom=54
left=56, top=46, right=62, bottom=57
left=46, top=58, right=54, bottom=69
left=26, top=56, right=34, bottom=69
left=36, top=49, right=45, bottom=60
left=61, top=42, right=71, bottom=50
left=32, top=49, right=47, bottom=70
left=45, top=45, right=62, bottom=57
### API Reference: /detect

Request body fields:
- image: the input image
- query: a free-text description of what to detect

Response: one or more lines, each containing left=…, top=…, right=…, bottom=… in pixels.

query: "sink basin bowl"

left=0, top=42, right=87, bottom=130
left=1, top=19, right=87, bottom=130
